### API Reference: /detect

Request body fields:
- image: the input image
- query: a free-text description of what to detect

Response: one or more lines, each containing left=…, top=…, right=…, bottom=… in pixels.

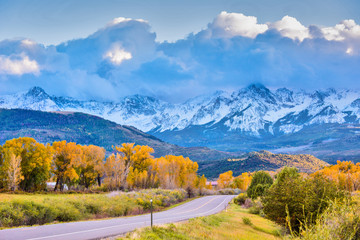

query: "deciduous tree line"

left=0, top=137, right=205, bottom=192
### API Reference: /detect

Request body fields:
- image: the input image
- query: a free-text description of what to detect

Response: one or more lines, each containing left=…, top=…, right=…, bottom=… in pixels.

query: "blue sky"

left=0, top=0, right=359, bottom=102
left=1, top=0, right=359, bottom=45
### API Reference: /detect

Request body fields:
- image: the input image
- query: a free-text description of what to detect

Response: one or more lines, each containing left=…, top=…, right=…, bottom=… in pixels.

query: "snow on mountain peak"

left=1, top=85, right=360, bottom=137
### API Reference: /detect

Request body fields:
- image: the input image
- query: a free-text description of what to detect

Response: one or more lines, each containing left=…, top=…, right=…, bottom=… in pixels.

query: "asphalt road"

left=0, top=195, right=235, bottom=240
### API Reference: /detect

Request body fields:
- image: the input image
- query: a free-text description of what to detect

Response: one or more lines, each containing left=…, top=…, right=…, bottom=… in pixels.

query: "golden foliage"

left=313, top=160, right=360, bottom=191
left=217, top=170, right=234, bottom=189
left=0, top=138, right=202, bottom=192
left=1, top=137, right=52, bottom=191
left=152, top=155, right=198, bottom=189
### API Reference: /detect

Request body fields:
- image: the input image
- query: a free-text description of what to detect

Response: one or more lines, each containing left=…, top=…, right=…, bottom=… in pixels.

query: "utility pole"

left=150, top=199, right=153, bottom=228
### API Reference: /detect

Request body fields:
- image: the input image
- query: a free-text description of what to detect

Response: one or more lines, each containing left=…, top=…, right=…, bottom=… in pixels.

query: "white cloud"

left=0, top=54, right=39, bottom=75
left=346, top=47, right=354, bottom=55
left=322, top=19, right=360, bottom=41
left=107, top=17, right=147, bottom=27
left=21, top=39, right=37, bottom=47
left=103, top=44, right=132, bottom=65
left=269, top=16, right=310, bottom=42
left=208, top=11, right=268, bottom=38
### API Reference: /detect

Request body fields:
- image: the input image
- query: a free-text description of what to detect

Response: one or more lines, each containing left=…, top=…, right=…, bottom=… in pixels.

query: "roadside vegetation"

left=0, top=189, right=186, bottom=228
left=121, top=203, right=282, bottom=240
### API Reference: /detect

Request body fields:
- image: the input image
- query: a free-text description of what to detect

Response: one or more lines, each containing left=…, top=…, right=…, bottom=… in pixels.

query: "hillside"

left=0, top=108, right=233, bottom=161
left=198, top=150, right=328, bottom=178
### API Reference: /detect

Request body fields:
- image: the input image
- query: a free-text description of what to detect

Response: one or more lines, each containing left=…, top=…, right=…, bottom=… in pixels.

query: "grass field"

left=0, top=189, right=186, bottom=228
left=121, top=203, right=283, bottom=240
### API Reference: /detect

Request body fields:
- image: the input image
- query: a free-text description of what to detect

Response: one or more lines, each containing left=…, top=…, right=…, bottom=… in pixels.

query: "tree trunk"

left=54, top=178, right=60, bottom=191
left=97, top=174, right=101, bottom=187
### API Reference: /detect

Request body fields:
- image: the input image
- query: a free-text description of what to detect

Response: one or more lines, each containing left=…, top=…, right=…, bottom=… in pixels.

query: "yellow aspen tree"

left=196, top=174, right=207, bottom=195
left=79, top=145, right=105, bottom=189
left=5, top=149, right=23, bottom=191
left=52, top=141, right=82, bottom=191
left=2, top=137, right=52, bottom=191
left=114, top=143, right=154, bottom=189
left=217, top=170, right=234, bottom=189
left=104, top=153, right=126, bottom=190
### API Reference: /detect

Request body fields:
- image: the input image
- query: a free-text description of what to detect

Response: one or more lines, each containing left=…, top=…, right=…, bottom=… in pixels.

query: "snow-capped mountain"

left=1, top=85, right=360, bottom=136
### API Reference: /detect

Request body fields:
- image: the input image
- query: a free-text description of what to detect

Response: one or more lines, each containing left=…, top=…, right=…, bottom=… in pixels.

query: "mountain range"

left=1, top=85, right=360, bottom=163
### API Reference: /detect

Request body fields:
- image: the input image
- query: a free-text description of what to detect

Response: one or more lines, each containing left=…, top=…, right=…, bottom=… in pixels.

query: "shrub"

left=262, top=167, right=347, bottom=233
left=242, top=217, right=252, bottom=225
left=247, top=171, right=273, bottom=199
left=295, top=200, right=360, bottom=240
left=234, top=193, right=247, bottom=205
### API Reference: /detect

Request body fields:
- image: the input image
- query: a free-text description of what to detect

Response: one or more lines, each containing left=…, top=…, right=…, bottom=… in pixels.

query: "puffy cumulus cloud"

left=269, top=16, right=311, bottom=42
left=0, top=54, right=39, bottom=75
left=322, top=19, right=360, bottom=41
left=103, top=43, right=132, bottom=65
left=321, top=19, right=360, bottom=55
left=57, top=17, right=156, bottom=72
left=206, top=11, right=268, bottom=38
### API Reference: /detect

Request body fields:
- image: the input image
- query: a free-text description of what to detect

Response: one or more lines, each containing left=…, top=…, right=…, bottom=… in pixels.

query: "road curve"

left=0, top=195, right=235, bottom=240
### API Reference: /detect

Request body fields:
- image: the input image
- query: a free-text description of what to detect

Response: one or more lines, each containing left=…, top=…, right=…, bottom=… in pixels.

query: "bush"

left=234, top=193, right=247, bottom=205
left=247, top=171, right=273, bottom=199
left=295, top=200, right=360, bottom=240
left=242, top=217, right=252, bottom=225
left=262, top=167, right=347, bottom=233
left=218, top=188, right=237, bottom=195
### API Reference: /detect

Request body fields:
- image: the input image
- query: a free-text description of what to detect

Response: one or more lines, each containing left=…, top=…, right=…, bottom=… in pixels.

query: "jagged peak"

left=276, top=87, right=293, bottom=94
left=25, top=86, right=50, bottom=99
left=275, top=88, right=294, bottom=102
left=235, top=83, right=276, bottom=104
left=246, top=83, right=268, bottom=91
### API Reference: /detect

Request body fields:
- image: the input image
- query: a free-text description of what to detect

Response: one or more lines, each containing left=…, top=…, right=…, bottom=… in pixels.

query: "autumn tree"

left=0, top=145, right=6, bottom=189
left=113, top=143, right=154, bottom=189
left=195, top=174, right=207, bottom=195
left=78, top=145, right=105, bottom=189
left=232, top=172, right=252, bottom=191
left=152, top=155, right=199, bottom=191
left=52, top=141, right=82, bottom=191
left=0, top=147, right=23, bottom=191
left=313, top=161, right=360, bottom=192
left=6, top=151, right=23, bottom=191
left=2, top=137, right=52, bottom=191
left=103, top=153, right=126, bottom=190
left=217, top=171, right=234, bottom=189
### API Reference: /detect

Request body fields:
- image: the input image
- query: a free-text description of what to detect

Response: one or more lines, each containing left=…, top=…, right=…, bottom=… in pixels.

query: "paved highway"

left=0, top=195, right=235, bottom=240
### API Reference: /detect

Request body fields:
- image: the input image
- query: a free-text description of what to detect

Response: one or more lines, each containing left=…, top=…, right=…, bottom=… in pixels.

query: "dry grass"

left=121, top=203, right=283, bottom=240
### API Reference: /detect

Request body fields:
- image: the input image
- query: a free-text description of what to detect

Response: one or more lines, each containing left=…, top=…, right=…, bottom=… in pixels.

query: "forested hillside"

left=0, top=108, right=233, bottom=161
left=198, top=150, right=328, bottom=178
